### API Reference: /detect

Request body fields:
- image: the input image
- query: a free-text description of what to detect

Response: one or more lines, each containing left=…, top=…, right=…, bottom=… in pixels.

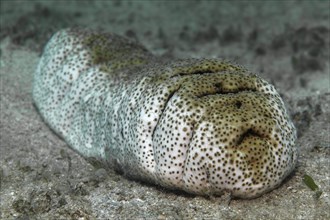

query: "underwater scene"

left=1, top=1, right=329, bottom=219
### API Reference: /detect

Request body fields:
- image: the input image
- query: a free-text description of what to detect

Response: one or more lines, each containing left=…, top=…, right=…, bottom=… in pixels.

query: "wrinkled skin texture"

left=33, top=28, right=297, bottom=198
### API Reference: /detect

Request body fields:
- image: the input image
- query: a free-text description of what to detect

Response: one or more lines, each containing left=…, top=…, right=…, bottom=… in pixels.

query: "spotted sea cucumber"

left=33, top=28, right=297, bottom=198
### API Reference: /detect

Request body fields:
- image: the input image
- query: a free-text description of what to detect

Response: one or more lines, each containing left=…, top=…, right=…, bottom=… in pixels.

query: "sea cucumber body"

left=33, top=28, right=297, bottom=198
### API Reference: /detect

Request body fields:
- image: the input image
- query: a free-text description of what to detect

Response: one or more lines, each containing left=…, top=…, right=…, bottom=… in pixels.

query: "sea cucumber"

left=33, top=28, right=297, bottom=198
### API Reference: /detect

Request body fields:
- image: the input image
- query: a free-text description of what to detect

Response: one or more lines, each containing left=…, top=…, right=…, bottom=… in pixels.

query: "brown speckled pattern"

left=33, top=28, right=297, bottom=198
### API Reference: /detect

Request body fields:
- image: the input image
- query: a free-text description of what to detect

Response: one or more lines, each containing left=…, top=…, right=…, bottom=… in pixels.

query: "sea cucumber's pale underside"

left=33, top=28, right=297, bottom=198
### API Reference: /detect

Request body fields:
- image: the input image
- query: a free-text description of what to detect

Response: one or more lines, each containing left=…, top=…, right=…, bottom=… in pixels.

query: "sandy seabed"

left=1, top=1, right=329, bottom=219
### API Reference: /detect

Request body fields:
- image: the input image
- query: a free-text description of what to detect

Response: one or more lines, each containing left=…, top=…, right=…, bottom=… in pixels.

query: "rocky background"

left=1, top=1, right=329, bottom=219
